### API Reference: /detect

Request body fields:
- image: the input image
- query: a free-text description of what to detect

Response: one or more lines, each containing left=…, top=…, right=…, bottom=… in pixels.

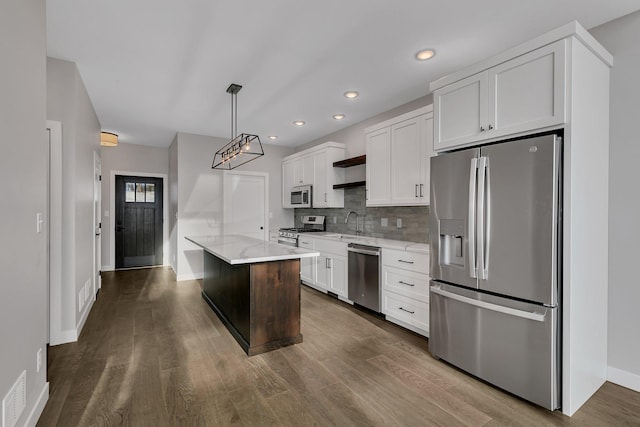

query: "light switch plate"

left=381, top=218, right=388, bottom=227
left=397, top=218, right=402, bottom=228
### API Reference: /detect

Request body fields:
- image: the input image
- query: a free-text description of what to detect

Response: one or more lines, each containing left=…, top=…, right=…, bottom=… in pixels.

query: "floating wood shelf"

left=333, top=155, right=366, bottom=168
left=333, top=181, right=366, bottom=189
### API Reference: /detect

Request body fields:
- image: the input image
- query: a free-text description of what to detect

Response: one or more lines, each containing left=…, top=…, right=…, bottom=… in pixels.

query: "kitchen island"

left=186, top=235, right=319, bottom=356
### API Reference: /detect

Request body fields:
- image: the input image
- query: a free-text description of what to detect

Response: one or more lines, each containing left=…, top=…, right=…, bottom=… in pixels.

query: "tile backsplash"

left=295, top=186, right=429, bottom=243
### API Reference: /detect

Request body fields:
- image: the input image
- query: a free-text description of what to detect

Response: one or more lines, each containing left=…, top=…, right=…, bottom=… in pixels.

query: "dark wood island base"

left=201, top=250, right=302, bottom=356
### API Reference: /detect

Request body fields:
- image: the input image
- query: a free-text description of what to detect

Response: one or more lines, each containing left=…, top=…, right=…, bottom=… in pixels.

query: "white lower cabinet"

left=298, top=238, right=316, bottom=287
left=382, top=248, right=429, bottom=337
left=300, top=237, right=349, bottom=301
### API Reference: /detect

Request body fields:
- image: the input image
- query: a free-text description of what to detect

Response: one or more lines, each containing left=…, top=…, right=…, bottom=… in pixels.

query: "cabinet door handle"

left=399, top=307, right=415, bottom=314
left=488, top=124, right=494, bottom=130
left=480, top=126, right=485, bottom=132
left=420, top=184, right=424, bottom=197
left=398, top=259, right=414, bottom=264
left=415, top=184, right=419, bottom=197
left=325, top=193, right=327, bottom=202
left=398, top=280, right=415, bottom=287
left=366, top=189, right=369, bottom=200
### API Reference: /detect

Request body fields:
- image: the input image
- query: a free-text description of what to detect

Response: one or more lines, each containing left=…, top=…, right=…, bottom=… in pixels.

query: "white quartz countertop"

left=270, top=226, right=428, bottom=253
left=311, top=233, right=429, bottom=254
left=186, top=235, right=320, bottom=265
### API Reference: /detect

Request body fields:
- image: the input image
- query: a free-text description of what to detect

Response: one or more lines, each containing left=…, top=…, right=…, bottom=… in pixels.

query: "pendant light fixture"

left=212, top=83, right=264, bottom=170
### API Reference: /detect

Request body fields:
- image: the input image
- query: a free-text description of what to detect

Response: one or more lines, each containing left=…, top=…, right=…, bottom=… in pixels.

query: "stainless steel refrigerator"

left=429, top=133, right=561, bottom=410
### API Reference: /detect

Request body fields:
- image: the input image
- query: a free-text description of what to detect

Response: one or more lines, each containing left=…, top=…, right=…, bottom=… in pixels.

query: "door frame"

left=107, top=171, right=168, bottom=271
left=223, top=171, right=269, bottom=241
left=47, top=121, right=63, bottom=345
left=93, top=152, right=101, bottom=291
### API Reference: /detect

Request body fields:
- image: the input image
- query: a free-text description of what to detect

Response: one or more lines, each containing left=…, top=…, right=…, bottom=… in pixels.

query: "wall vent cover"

left=2, top=370, right=26, bottom=427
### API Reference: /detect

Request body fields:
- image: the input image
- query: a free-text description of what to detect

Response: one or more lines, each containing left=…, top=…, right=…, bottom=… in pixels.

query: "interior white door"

left=93, top=151, right=102, bottom=293
left=223, top=171, right=269, bottom=240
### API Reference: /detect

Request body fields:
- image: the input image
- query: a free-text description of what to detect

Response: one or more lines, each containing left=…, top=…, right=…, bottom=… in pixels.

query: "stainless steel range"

left=278, top=215, right=326, bottom=247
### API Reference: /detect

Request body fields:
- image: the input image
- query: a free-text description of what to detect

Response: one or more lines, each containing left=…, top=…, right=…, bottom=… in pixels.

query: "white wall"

left=173, top=132, right=294, bottom=280
left=591, top=10, right=640, bottom=391
left=47, top=57, right=101, bottom=341
left=100, top=142, right=169, bottom=270
left=0, top=0, right=49, bottom=424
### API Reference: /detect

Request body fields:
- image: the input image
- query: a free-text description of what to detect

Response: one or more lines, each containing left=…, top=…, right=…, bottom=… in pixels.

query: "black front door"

left=115, top=175, right=163, bottom=268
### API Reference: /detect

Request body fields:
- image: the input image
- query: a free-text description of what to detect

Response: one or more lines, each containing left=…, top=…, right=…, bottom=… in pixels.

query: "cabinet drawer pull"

left=398, top=307, right=415, bottom=314
left=398, top=280, right=415, bottom=287
left=420, top=184, right=424, bottom=197
left=415, top=184, right=419, bottom=197
left=398, top=259, right=414, bottom=264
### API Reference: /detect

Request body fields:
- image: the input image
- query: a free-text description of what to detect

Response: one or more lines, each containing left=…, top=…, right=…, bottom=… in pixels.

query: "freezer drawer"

left=429, top=282, right=559, bottom=410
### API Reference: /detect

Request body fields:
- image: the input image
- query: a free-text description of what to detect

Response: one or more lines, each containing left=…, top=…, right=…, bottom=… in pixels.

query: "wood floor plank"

left=37, top=267, right=640, bottom=427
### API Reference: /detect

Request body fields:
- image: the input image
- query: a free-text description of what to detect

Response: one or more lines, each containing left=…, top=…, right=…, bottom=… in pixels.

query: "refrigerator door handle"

left=483, top=158, right=491, bottom=280
left=468, top=158, right=478, bottom=278
left=477, top=156, right=487, bottom=280
left=430, top=285, right=546, bottom=322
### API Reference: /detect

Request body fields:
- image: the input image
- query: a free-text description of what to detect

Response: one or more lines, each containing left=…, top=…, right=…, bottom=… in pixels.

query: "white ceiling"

left=46, top=0, right=639, bottom=148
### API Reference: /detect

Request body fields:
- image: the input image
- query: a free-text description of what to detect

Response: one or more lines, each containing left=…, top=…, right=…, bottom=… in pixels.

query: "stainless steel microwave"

left=290, top=185, right=312, bottom=208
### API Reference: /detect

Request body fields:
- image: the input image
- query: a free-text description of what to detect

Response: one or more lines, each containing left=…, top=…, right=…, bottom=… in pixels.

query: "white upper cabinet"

left=365, top=127, right=391, bottom=205
left=433, top=72, right=488, bottom=151
left=433, top=39, right=566, bottom=151
left=281, top=142, right=345, bottom=208
left=366, top=105, right=433, bottom=206
left=292, top=154, right=314, bottom=186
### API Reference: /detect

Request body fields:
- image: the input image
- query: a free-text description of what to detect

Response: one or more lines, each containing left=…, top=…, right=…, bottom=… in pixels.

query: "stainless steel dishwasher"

left=348, top=243, right=381, bottom=312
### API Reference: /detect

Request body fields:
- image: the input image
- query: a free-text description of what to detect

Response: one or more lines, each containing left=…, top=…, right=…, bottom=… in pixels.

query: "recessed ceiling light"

left=344, top=91, right=359, bottom=99
left=333, top=114, right=345, bottom=120
left=415, top=49, right=435, bottom=61
left=293, top=120, right=306, bottom=126
left=268, top=135, right=278, bottom=140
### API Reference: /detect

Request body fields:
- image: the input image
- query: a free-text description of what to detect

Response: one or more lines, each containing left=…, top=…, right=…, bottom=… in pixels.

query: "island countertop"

left=186, top=234, right=319, bottom=265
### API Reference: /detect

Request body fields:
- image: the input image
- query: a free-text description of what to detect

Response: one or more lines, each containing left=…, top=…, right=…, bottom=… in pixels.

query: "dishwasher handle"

left=347, top=245, right=380, bottom=257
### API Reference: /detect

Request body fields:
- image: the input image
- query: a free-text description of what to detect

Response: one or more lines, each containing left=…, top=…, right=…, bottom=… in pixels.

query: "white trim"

left=109, top=171, right=169, bottom=270
left=608, top=366, right=640, bottom=393
left=282, top=141, right=345, bottom=161
left=177, top=273, right=203, bottom=282
left=364, top=105, right=433, bottom=133
left=76, top=294, right=94, bottom=337
left=46, top=120, right=64, bottom=346
left=56, top=328, right=78, bottom=345
left=23, top=382, right=49, bottom=427
left=93, top=151, right=102, bottom=291
left=222, top=170, right=269, bottom=241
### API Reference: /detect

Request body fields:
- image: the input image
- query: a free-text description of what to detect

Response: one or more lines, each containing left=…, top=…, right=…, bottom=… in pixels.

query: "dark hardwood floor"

left=38, top=267, right=640, bottom=426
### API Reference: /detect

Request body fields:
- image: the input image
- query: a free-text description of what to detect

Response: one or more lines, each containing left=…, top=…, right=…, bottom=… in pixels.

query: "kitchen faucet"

left=344, top=210, right=361, bottom=235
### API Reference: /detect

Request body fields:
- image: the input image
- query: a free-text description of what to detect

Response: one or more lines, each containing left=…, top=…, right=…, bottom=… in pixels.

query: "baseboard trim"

left=76, top=296, right=94, bottom=337
left=177, top=273, right=203, bottom=281
left=53, top=328, right=78, bottom=345
left=24, top=381, right=49, bottom=427
left=101, top=264, right=114, bottom=272
left=608, top=366, right=640, bottom=392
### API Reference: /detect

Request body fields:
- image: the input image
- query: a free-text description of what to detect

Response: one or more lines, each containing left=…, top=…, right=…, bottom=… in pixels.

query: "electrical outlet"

left=381, top=218, right=388, bottom=227
left=78, top=288, right=84, bottom=312
left=36, top=348, right=42, bottom=373
left=397, top=218, right=402, bottom=228
left=333, top=216, right=337, bottom=224
left=104, top=210, right=109, bottom=217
